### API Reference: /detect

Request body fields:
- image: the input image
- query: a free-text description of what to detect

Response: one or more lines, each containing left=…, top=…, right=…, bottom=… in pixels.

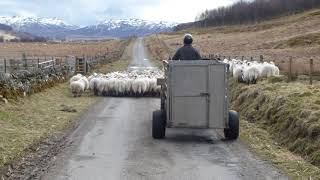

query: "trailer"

left=153, top=60, right=239, bottom=140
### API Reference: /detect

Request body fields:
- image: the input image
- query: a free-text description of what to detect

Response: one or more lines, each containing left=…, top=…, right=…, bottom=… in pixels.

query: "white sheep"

left=259, top=63, right=276, bottom=78
left=70, top=80, right=85, bottom=97
left=117, top=79, right=127, bottom=96
left=89, top=77, right=101, bottom=95
left=81, top=77, right=89, bottom=91
left=148, top=79, right=158, bottom=93
left=70, top=74, right=83, bottom=83
left=81, top=69, right=165, bottom=97
left=243, top=65, right=260, bottom=84
left=132, top=79, right=147, bottom=96
left=125, top=79, right=134, bottom=95
left=233, top=66, right=244, bottom=82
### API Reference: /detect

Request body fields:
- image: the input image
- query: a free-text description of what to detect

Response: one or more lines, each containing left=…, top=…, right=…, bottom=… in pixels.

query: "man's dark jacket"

left=172, top=45, right=201, bottom=60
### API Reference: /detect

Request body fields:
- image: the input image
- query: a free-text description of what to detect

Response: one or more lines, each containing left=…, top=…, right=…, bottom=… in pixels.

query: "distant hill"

left=0, top=16, right=178, bottom=39
left=0, top=23, right=46, bottom=42
left=0, top=23, right=12, bottom=31
left=73, top=19, right=178, bottom=38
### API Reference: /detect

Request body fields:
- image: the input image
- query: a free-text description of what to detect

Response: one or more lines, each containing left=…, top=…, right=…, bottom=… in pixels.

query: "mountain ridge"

left=0, top=16, right=178, bottom=39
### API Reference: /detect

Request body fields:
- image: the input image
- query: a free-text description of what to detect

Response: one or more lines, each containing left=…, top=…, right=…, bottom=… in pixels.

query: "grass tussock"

left=230, top=78, right=320, bottom=177
left=275, top=32, right=320, bottom=49
left=241, top=120, right=320, bottom=178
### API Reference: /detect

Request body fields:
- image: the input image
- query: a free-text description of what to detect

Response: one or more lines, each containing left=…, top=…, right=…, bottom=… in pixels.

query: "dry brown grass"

left=241, top=120, right=320, bottom=178
left=275, top=32, right=320, bottom=49
left=0, top=84, right=98, bottom=167
left=230, top=78, right=320, bottom=178
left=0, top=39, right=125, bottom=59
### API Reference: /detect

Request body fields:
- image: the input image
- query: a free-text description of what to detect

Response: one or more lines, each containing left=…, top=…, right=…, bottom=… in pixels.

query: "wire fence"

left=202, top=53, right=318, bottom=85
left=0, top=50, right=123, bottom=75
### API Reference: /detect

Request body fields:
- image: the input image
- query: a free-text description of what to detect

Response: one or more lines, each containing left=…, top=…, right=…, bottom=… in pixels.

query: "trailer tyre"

left=224, top=110, right=239, bottom=140
left=152, top=110, right=166, bottom=139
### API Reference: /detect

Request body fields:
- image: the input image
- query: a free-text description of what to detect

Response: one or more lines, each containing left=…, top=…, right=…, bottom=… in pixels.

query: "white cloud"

left=139, top=0, right=236, bottom=23
left=0, top=0, right=237, bottom=25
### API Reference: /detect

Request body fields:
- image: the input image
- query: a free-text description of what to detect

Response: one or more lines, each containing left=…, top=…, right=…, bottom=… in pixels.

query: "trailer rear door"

left=170, top=64, right=209, bottom=128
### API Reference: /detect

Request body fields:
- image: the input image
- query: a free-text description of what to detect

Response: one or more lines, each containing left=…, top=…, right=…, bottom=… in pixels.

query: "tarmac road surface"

left=41, top=38, right=287, bottom=180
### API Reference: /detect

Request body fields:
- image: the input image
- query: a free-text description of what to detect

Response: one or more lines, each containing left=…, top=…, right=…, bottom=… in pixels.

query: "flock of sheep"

left=69, top=59, right=281, bottom=97
left=223, top=59, right=280, bottom=84
left=69, top=69, right=164, bottom=97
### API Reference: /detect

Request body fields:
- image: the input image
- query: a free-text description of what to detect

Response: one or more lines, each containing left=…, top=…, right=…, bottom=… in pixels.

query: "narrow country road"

left=41, top=38, right=287, bottom=180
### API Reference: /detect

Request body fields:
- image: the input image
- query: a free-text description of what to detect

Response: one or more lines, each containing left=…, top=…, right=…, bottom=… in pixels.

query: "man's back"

left=172, top=45, right=201, bottom=60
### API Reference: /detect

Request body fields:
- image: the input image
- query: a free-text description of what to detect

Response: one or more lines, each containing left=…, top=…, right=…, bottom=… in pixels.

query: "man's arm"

left=194, top=49, right=201, bottom=60
left=172, top=49, right=181, bottom=60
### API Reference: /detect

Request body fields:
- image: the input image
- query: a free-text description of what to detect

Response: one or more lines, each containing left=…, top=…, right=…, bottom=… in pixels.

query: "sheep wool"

left=70, top=80, right=85, bottom=97
left=75, top=69, right=165, bottom=97
left=223, top=59, right=281, bottom=85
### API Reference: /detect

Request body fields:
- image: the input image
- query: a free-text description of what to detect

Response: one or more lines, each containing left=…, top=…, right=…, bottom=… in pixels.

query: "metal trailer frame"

left=153, top=60, right=239, bottom=140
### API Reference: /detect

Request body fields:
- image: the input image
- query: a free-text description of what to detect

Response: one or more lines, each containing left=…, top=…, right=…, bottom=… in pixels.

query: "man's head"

left=184, top=34, right=193, bottom=45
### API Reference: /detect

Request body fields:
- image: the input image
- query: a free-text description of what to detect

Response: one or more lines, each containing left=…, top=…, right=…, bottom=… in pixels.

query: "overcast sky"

left=0, top=0, right=236, bottom=25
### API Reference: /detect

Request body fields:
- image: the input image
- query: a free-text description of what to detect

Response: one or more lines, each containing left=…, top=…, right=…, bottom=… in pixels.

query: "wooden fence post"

left=250, top=57, right=253, bottom=61
left=38, top=58, right=40, bottom=68
left=288, top=56, right=292, bottom=82
left=4, top=59, right=6, bottom=73
left=241, top=56, right=244, bottom=61
left=260, top=55, right=264, bottom=63
left=310, top=59, right=313, bottom=85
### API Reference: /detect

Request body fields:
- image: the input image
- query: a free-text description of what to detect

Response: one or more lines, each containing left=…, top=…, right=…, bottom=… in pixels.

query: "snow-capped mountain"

left=100, top=18, right=177, bottom=30
left=74, top=18, right=178, bottom=38
left=0, top=16, right=79, bottom=38
left=0, top=16, right=178, bottom=39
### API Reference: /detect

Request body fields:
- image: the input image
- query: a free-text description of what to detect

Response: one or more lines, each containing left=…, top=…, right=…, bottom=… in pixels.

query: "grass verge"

left=0, top=84, right=98, bottom=167
left=241, top=121, right=320, bottom=178
left=0, top=42, right=131, bottom=173
left=230, top=78, right=320, bottom=178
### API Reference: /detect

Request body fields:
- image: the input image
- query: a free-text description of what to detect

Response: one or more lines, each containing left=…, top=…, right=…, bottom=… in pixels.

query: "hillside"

left=146, top=8, right=320, bottom=74
left=0, top=23, right=12, bottom=31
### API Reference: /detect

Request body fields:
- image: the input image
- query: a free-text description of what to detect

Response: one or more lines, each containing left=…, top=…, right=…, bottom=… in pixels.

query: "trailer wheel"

left=224, top=110, right=240, bottom=140
left=152, top=110, right=166, bottom=139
